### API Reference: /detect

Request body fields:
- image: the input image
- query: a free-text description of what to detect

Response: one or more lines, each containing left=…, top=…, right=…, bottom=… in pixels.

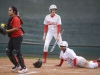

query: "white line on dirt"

left=0, top=66, right=6, bottom=68
left=52, top=69, right=57, bottom=70
left=18, top=71, right=37, bottom=75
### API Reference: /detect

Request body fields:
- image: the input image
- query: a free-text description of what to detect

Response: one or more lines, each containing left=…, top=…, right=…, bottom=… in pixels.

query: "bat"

left=50, top=29, right=64, bottom=52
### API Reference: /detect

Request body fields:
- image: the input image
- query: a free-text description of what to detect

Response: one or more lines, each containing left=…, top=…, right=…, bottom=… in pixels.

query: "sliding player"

left=56, top=41, right=100, bottom=68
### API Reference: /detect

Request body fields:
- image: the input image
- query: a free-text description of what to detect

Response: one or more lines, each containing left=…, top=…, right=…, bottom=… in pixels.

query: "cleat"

left=11, top=66, right=21, bottom=72
left=18, top=68, right=28, bottom=74
left=42, top=59, right=46, bottom=63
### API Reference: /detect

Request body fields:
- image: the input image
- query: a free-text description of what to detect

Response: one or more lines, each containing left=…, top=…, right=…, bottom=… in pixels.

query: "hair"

left=10, top=6, right=23, bottom=24
left=10, top=6, right=18, bottom=15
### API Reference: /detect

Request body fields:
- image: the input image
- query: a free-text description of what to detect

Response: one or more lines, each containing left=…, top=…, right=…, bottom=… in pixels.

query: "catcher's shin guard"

left=17, top=55, right=26, bottom=68
left=12, top=50, right=26, bottom=69
left=6, top=48, right=19, bottom=66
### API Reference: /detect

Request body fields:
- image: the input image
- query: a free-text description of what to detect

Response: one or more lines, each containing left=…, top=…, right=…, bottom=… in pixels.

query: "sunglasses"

left=60, top=46, right=66, bottom=47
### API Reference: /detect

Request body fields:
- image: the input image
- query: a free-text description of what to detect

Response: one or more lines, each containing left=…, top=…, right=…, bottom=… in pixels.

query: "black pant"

left=8, top=36, right=23, bottom=53
left=7, top=36, right=26, bottom=68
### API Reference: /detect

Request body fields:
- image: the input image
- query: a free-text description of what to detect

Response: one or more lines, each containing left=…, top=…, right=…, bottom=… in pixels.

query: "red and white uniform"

left=60, top=48, right=98, bottom=68
left=43, top=14, right=62, bottom=52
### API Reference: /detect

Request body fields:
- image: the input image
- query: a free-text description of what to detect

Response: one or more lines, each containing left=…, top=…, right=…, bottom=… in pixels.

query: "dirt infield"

left=0, top=58, right=100, bottom=75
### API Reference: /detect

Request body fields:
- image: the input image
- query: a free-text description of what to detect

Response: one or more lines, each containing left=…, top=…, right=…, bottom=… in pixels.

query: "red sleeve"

left=11, top=16, right=20, bottom=28
left=73, top=58, right=77, bottom=66
left=57, top=25, right=61, bottom=34
left=44, top=25, right=48, bottom=33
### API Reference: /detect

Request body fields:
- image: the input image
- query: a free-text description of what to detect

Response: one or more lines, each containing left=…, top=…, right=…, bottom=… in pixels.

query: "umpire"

left=5, top=6, right=28, bottom=74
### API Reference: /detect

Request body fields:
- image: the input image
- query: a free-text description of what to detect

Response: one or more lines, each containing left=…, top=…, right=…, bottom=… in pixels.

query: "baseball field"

left=0, top=58, right=100, bottom=75
left=0, top=0, right=100, bottom=75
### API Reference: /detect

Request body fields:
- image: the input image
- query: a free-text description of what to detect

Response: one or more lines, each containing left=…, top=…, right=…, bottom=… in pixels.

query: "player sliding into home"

left=55, top=41, right=100, bottom=68
left=42, top=4, right=63, bottom=63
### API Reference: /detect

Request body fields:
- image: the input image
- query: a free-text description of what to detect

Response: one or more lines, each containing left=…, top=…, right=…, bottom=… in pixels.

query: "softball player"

left=42, top=4, right=62, bottom=63
left=6, top=6, right=28, bottom=73
left=56, top=41, right=100, bottom=68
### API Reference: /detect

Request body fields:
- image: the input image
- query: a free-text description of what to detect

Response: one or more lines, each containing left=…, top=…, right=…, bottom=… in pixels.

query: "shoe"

left=18, top=68, right=28, bottom=74
left=42, top=59, right=46, bottom=63
left=11, top=66, right=21, bottom=72
left=55, top=64, right=61, bottom=67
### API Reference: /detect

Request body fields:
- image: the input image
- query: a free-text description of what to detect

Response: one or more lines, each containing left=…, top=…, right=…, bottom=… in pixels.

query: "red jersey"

left=10, top=15, right=23, bottom=38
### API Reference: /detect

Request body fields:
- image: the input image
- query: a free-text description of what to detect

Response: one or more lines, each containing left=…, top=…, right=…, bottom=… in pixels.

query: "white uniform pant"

left=43, top=31, right=62, bottom=52
left=76, top=56, right=98, bottom=68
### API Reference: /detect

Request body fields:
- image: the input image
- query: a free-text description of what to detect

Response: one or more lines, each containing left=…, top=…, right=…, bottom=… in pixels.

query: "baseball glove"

left=0, top=27, right=7, bottom=35
left=33, top=59, right=42, bottom=68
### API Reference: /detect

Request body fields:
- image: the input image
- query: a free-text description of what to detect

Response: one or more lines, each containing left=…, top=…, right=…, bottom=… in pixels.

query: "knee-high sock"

left=43, top=52, right=48, bottom=60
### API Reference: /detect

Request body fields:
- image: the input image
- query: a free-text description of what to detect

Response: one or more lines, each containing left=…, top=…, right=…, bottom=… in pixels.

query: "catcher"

left=0, top=6, right=28, bottom=74
left=56, top=41, right=100, bottom=68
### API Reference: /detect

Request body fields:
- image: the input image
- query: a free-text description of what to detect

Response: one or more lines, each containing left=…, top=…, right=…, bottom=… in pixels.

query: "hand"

left=55, top=64, right=61, bottom=67
left=42, top=35, right=46, bottom=41
left=0, top=27, right=7, bottom=35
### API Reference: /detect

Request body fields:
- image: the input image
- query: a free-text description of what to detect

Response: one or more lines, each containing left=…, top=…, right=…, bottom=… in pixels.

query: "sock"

left=43, top=52, right=48, bottom=60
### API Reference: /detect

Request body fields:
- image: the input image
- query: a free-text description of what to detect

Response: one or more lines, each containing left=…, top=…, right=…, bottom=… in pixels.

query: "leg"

left=87, top=61, right=98, bottom=68
left=77, top=57, right=98, bottom=68
left=6, top=48, right=19, bottom=66
left=12, top=50, right=28, bottom=73
left=54, top=33, right=64, bottom=66
left=12, top=36, right=28, bottom=73
left=6, top=39, right=19, bottom=67
left=42, top=32, right=53, bottom=63
left=92, top=58, right=100, bottom=67
left=76, top=56, right=88, bottom=68
left=92, top=58, right=100, bottom=63
left=54, top=33, right=62, bottom=47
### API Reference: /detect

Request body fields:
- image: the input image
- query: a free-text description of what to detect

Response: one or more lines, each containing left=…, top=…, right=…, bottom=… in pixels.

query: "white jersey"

left=61, top=48, right=78, bottom=67
left=60, top=48, right=87, bottom=67
left=60, top=48, right=98, bottom=68
left=44, top=14, right=62, bottom=33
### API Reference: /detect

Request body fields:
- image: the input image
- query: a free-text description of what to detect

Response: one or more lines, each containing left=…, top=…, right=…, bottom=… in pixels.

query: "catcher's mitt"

left=33, top=59, right=42, bottom=68
left=0, top=27, right=7, bottom=35
left=0, top=23, right=7, bottom=35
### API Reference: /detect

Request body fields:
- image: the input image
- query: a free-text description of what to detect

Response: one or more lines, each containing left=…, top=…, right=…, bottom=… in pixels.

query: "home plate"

left=18, top=71, right=37, bottom=75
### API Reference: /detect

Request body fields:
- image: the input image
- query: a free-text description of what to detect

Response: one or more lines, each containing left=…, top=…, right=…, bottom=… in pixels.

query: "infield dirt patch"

left=0, top=58, right=100, bottom=75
